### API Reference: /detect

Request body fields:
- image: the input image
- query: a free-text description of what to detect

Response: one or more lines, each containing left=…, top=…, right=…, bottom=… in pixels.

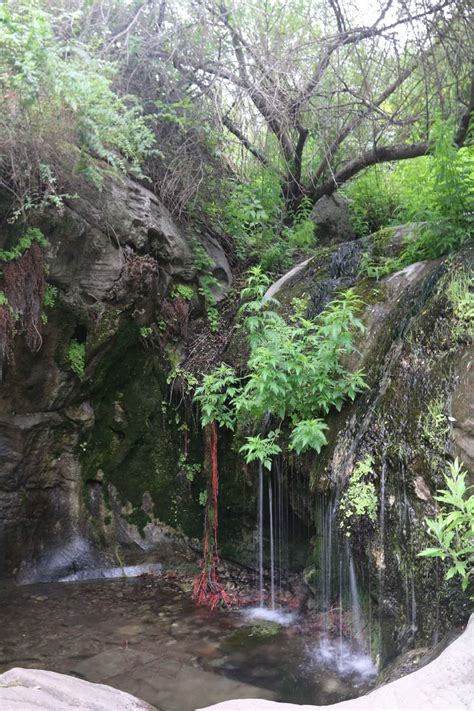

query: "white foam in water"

left=243, top=606, right=296, bottom=625
left=311, top=637, right=377, bottom=679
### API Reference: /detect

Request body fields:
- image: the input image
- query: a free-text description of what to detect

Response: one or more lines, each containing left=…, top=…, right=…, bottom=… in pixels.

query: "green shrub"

left=419, top=458, right=474, bottom=594
left=420, top=399, right=450, bottom=452
left=0, top=228, right=47, bottom=262
left=0, top=2, right=155, bottom=216
left=171, top=284, right=195, bottom=301
left=342, top=167, right=403, bottom=236
left=345, top=119, right=473, bottom=265
left=67, top=340, right=85, bottom=379
left=339, top=455, right=378, bottom=535
left=447, top=268, right=474, bottom=333
left=195, top=267, right=367, bottom=468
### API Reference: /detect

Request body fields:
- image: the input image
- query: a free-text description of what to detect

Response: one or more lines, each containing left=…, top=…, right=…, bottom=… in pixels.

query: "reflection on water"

left=0, top=576, right=376, bottom=710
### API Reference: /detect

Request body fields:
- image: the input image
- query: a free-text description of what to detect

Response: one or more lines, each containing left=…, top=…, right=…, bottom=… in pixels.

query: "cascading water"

left=268, top=474, right=275, bottom=609
left=257, top=461, right=264, bottom=605
left=311, top=495, right=376, bottom=680
left=246, top=457, right=294, bottom=624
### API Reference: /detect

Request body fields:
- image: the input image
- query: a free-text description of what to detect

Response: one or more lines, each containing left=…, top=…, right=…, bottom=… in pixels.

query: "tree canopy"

left=0, top=0, right=472, bottom=219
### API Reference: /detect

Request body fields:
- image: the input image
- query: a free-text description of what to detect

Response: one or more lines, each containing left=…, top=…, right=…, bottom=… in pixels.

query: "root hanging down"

left=192, top=421, right=238, bottom=610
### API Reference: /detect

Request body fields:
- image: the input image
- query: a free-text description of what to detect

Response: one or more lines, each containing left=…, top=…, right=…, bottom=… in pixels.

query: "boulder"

left=311, top=193, right=354, bottom=245
left=0, top=667, right=156, bottom=710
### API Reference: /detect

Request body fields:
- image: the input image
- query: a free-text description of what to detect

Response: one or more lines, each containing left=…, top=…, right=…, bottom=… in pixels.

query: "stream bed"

left=0, top=575, right=376, bottom=710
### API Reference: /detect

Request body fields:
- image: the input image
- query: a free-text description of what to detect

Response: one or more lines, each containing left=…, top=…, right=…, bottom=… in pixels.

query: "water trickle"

left=349, top=553, right=364, bottom=648
left=380, top=461, right=386, bottom=552
left=268, top=475, right=275, bottom=609
left=257, top=461, right=264, bottom=605
left=314, top=495, right=376, bottom=678
left=410, top=574, right=417, bottom=633
left=253, top=451, right=293, bottom=613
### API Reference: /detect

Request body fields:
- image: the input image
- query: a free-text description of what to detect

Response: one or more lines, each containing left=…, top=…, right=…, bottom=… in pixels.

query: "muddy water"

left=0, top=576, right=375, bottom=710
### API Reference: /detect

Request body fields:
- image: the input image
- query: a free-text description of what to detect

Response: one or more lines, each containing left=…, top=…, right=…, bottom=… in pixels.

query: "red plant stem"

left=192, top=421, right=237, bottom=609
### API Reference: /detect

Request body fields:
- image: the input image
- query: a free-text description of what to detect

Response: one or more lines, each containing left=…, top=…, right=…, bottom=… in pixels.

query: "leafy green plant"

left=41, top=284, right=58, bottom=324
left=139, top=326, right=152, bottom=339
left=67, top=340, right=85, bottom=379
left=43, top=284, right=58, bottom=309
left=342, top=166, right=403, bottom=236
left=0, top=2, right=155, bottom=216
left=235, top=283, right=366, bottom=426
left=221, top=172, right=283, bottom=260
left=419, top=458, right=474, bottom=593
left=178, top=453, right=201, bottom=482
left=171, top=284, right=195, bottom=301
left=192, top=241, right=221, bottom=332
left=167, top=366, right=199, bottom=400
left=195, top=267, right=366, bottom=471
left=346, top=119, right=473, bottom=269
left=0, top=228, right=47, bottom=262
left=289, top=419, right=329, bottom=454
left=420, top=399, right=450, bottom=452
left=219, top=171, right=312, bottom=272
left=239, top=431, right=282, bottom=470
left=282, top=196, right=315, bottom=249
left=447, top=268, right=474, bottom=333
left=194, top=364, right=239, bottom=430
left=339, top=455, right=378, bottom=536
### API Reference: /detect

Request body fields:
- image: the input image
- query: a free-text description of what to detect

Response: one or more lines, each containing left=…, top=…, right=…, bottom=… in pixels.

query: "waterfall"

left=320, top=495, right=337, bottom=632
left=349, top=553, right=364, bottom=648
left=312, top=495, right=376, bottom=679
left=255, top=461, right=282, bottom=609
left=268, top=475, right=275, bottom=609
left=380, top=461, right=386, bottom=573
left=250, top=456, right=294, bottom=621
left=257, top=461, right=264, bottom=605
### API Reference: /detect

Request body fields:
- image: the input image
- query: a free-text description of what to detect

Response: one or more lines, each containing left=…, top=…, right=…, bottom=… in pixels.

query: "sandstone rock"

left=0, top=667, right=156, bottom=710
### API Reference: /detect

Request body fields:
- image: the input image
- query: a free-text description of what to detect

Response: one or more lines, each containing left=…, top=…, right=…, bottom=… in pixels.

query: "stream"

left=0, top=574, right=376, bottom=710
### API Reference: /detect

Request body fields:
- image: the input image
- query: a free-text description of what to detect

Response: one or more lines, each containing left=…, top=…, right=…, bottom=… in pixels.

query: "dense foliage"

left=0, top=1, right=155, bottom=218
left=195, top=267, right=366, bottom=466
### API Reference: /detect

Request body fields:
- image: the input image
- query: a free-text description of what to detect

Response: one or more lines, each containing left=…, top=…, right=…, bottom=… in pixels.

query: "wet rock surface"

left=0, top=175, right=233, bottom=582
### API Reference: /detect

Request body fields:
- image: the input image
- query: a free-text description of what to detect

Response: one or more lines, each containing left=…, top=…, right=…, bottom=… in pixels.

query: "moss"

left=126, top=508, right=151, bottom=535
left=81, top=320, right=205, bottom=538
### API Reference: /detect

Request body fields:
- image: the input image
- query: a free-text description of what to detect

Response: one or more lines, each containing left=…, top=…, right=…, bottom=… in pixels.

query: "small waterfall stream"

left=247, top=456, right=295, bottom=624
left=313, top=495, right=376, bottom=678
left=257, top=462, right=264, bottom=605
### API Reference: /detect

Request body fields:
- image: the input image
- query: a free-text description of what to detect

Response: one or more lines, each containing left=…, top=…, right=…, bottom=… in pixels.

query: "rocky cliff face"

left=266, top=233, right=473, bottom=663
left=0, top=174, right=234, bottom=582
left=0, top=178, right=471, bottom=666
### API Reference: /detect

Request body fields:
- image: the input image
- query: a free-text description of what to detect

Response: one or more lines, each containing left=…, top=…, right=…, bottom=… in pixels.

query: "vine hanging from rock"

left=192, top=421, right=237, bottom=610
left=0, top=228, right=46, bottom=364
